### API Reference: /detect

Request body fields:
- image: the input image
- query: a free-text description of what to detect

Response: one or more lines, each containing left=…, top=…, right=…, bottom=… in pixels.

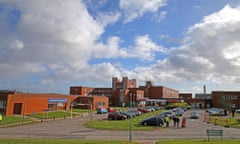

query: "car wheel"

left=143, top=122, right=148, bottom=126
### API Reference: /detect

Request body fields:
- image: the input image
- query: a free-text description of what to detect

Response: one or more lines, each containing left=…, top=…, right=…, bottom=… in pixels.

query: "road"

left=0, top=109, right=239, bottom=143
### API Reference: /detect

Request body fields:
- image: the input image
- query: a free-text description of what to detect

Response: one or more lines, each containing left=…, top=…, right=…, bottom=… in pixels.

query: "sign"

left=48, top=99, right=67, bottom=103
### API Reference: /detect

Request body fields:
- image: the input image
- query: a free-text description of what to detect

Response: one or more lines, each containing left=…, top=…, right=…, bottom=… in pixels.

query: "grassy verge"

left=207, top=116, right=240, bottom=128
left=85, top=110, right=163, bottom=131
left=156, top=139, right=240, bottom=144
left=0, top=139, right=136, bottom=144
left=0, top=116, right=33, bottom=126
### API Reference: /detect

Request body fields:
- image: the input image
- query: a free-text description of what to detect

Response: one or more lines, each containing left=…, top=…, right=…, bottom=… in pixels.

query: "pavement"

left=0, top=109, right=239, bottom=144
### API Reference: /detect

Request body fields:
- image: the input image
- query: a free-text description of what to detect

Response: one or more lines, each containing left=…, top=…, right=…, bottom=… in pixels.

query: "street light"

left=129, top=92, right=133, bottom=142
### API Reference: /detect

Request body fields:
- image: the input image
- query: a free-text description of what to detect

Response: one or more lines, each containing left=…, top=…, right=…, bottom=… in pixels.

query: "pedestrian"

left=172, top=116, right=177, bottom=127
left=181, top=117, right=186, bottom=128
left=165, top=115, right=170, bottom=128
left=232, top=109, right=235, bottom=118
left=176, top=117, right=180, bottom=128
left=224, top=109, right=227, bottom=116
left=0, top=114, right=2, bottom=123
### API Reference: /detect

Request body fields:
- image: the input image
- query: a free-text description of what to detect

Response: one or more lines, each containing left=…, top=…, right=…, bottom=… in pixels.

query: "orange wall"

left=6, top=93, right=73, bottom=116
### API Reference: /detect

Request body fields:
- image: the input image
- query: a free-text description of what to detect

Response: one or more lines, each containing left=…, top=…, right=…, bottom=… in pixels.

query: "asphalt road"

left=0, top=110, right=239, bottom=143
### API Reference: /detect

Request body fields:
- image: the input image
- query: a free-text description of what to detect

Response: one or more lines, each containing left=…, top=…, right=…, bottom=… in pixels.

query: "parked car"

left=235, top=109, right=240, bottom=113
left=207, top=108, right=225, bottom=116
left=145, top=106, right=156, bottom=112
left=172, top=107, right=184, bottom=116
left=137, top=107, right=151, bottom=113
left=120, top=111, right=134, bottom=118
left=108, top=112, right=127, bottom=120
left=159, top=111, right=175, bottom=119
left=96, top=108, right=108, bottom=114
left=140, top=116, right=164, bottom=126
left=190, top=112, right=199, bottom=119
left=126, top=109, right=142, bottom=116
left=107, top=107, right=115, bottom=112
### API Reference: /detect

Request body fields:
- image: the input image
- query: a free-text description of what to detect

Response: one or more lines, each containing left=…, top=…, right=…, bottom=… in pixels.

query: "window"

left=230, top=96, right=237, bottom=100
left=97, top=102, right=105, bottom=106
left=0, top=101, right=6, bottom=109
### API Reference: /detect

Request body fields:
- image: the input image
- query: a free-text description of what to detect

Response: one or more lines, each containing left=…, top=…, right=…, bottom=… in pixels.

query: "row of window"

left=221, top=95, right=238, bottom=100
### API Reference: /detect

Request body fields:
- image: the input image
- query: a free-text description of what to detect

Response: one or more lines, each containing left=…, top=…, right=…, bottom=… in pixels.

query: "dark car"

left=190, top=112, right=199, bottom=119
left=120, top=111, right=134, bottom=118
left=141, top=116, right=164, bottom=126
left=108, top=112, right=127, bottom=120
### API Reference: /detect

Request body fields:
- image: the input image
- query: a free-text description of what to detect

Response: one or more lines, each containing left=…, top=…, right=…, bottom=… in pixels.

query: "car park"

left=190, top=112, right=199, bottom=119
left=140, top=116, right=164, bottom=126
left=108, top=112, right=127, bottom=120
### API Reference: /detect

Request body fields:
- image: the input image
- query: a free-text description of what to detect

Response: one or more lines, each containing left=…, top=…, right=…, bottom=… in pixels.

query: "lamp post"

left=129, top=92, right=133, bottom=142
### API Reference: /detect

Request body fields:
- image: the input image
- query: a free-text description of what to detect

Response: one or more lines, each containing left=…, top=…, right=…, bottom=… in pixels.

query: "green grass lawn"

left=0, top=139, right=136, bottom=144
left=0, top=116, right=33, bottom=126
left=29, top=111, right=72, bottom=119
left=207, top=116, right=240, bottom=128
left=0, top=139, right=240, bottom=144
left=85, top=110, right=163, bottom=131
left=157, top=139, right=240, bottom=144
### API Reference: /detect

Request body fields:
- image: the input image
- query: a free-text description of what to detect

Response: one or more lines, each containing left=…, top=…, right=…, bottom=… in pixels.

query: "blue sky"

left=1, top=0, right=240, bottom=94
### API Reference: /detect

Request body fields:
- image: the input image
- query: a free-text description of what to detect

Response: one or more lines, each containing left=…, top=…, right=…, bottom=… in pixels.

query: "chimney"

left=203, top=85, right=206, bottom=94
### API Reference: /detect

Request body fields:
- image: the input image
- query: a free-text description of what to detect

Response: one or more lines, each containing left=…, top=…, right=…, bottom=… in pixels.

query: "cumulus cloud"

left=1, top=1, right=240, bottom=94
left=132, top=35, right=167, bottom=61
left=0, top=0, right=123, bottom=92
left=131, top=5, right=240, bottom=91
left=119, top=0, right=167, bottom=23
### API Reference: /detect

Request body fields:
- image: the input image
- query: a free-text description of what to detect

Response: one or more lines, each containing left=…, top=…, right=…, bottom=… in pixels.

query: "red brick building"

left=70, top=77, right=145, bottom=106
left=139, top=81, right=179, bottom=99
left=73, top=96, right=109, bottom=110
left=0, top=90, right=75, bottom=116
left=212, top=91, right=240, bottom=110
left=70, top=77, right=179, bottom=107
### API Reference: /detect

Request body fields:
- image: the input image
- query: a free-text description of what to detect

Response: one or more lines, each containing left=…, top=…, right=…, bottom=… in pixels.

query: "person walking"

left=165, top=115, right=170, bottom=128
left=0, top=114, right=2, bottom=123
left=176, top=117, right=180, bottom=128
left=181, top=117, right=186, bottom=128
left=173, top=116, right=177, bottom=127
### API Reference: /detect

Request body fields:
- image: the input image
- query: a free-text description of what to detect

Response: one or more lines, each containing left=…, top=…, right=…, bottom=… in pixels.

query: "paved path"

left=0, top=110, right=239, bottom=144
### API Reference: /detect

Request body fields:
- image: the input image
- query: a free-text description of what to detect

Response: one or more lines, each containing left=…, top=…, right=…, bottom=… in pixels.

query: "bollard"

left=214, top=118, right=217, bottom=125
left=64, top=115, right=66, bottom=119
left=53, top=116, right=55, bottom=120
left=203, top=115, right=206, bottom=122
left=225, top=119, right=230, bottom=128
left=41, top=117, right=43, bottom=123
left=207, top=117, right=211, bottom=124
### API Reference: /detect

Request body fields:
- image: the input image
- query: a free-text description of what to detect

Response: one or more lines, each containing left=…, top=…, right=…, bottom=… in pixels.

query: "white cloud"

left=132, top=35, right=167, bottom=61
left=119, top=0, right=167, bottom=23
left=125, top=5, right=240, bottom=92
left=96, top=12, right=121, bottom=27
left=0, top=0, right=123, bottom=92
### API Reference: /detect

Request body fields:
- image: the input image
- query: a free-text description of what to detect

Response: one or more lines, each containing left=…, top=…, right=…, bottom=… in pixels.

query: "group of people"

left=164, top=115, right=186, bottom=128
